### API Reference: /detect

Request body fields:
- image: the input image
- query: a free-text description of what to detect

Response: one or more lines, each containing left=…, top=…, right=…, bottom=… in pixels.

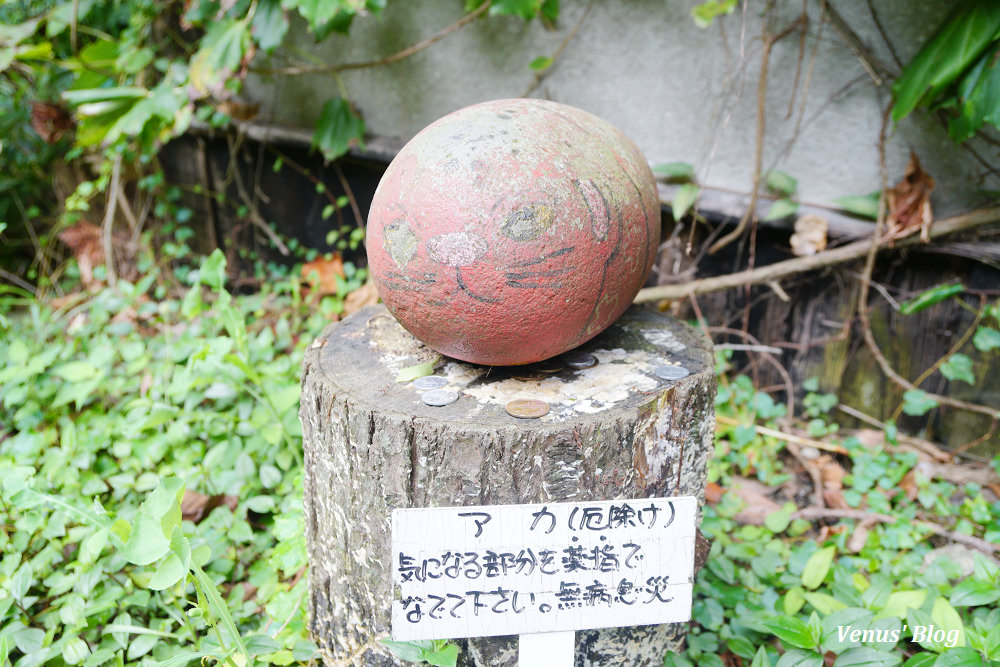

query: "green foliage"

left=693, top=354, right=1000, bottom=667
left=691, top=0, right=737, bottom=29
left=900, top=284, right=965, bottom=315
left=653, top=162, right=697, bottom=183
left=672, top=184, right=701, bottom=221
left=831, top=192, right=882, bottom=221
left=891, top=0, right=1000, bottom=141
left=763, top=170, right=799, bottom=222
left=312, top=97, right=366, bottom=162
left=0, top=252, right=336, bottom=666
left=381, top=639, right=459, bottom=666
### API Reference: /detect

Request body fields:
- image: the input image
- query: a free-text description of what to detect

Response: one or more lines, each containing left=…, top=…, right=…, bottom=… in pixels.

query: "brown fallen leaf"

left=301, top=254, right=346, bottom=296
left=822, top=487, right=850, bottom=510
left=31, top=101, right=74, bottom=143
left=899, top=470, right=919, bottom=502
left=848, top=515, right=877, bottom=553
left=886, top=151, right=934, bottom=245
left=343, top=279, right=380, bottom=316
left=729, top=476, right=782, bottom=525
left=58, top=222, right=105, bottom=289
left=181, top=490, right=239, bottom=524
left=704, top=481, right=724, bottom=504
left=817, top=454, right=846, bottom=489
left=790, top=214, right=828, bottom=256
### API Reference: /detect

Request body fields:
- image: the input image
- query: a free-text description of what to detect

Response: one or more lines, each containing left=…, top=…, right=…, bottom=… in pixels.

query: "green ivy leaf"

left=900, top=655, right=936, bottom=667
left=901, top=390, right=938, bottom=417
left=801, top=546, right=836, bottom=590
left=892, top=0, right=1000, bottom=122
left=764, top=616, right=818, bottom=650
left=831, top=192, right=881, bottom=220
left=312, top=97, right=366, bottom=162
left=940, top=354, right=974, bottom=385
left=490, top=0, right=544, bottom=20
left=763, top=198, right=799, bottom=221
left=751, top=647, right=772, bottom=667
left=425, top=643, right=459, bottom=667
left=803, top=592, right=847, bottom=615
left=653, top=161, right=696, bottom=183
left=900, top=283, right=964, bottom=315
left=529, top=56, right=552, bottom=71
left=822, top=608, right=875, bottom=653
left=382, top=640, right=432, bottom=663
left=765, top=170, right=798, bottom=197
left=123, top=510, right=171, bottom=566
left=252, top=0, right=289, bottom=52
left=775, top=648, right=824, bottom=667
left=691, top=0, right=737, bottom=28
left=973, top=326, right=1000, bottom=352
left=147, top=552, right=187, bottom=590
left=672, top=183, right=701, bottom=220
left=934, top=648, right=988, bottom=666
left=930, top=598, right=965, bottom=647
left=396, top=361, right=435, bottom=383
left=950, top=578, right=1000, bottom=607
left=833, top=647, right=901, bottom=667
left=878, top=591, right=928, bottom=620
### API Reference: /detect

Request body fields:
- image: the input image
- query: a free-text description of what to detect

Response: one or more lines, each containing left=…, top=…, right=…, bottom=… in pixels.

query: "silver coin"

left=654, top=364, right=690, bottom=381
left=412, top=375, right=448, bottom=390
left=562, top=351, right=597, bottom=369
left=421, top=388, right=459, bottom=407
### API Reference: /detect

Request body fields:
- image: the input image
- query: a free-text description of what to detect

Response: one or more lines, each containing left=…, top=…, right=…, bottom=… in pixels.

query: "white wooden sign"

left=390, top=496, right=697, bottom=644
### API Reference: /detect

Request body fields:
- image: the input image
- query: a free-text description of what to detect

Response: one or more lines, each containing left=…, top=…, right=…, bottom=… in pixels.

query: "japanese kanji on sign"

left=391, top=496, right=698, bottom=641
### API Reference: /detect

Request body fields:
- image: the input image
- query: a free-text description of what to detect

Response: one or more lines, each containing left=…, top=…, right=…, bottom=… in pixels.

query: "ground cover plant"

left=2, top=247, right=999, bottom=667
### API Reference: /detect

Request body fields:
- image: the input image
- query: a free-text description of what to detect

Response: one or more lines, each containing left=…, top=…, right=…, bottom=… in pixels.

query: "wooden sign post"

left=390, top=497, right=697, bottom=664
left=300, top=305, right=715, bottom=666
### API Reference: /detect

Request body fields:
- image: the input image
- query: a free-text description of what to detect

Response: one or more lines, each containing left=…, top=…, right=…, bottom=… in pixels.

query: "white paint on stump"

left=519, top=631, right=575, bottom=667
left=390, top=496, right=697, bottom=645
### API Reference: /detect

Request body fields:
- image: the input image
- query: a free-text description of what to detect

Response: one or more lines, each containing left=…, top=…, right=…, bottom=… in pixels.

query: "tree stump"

left=300, top=304, right=715, bottom=667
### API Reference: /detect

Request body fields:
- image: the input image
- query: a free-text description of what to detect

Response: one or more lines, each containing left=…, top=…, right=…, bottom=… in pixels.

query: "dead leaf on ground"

left=915, top=460, right=1000, bottom=487
left=705, top=481, right=724, bottom=504
left=816, top=454, right=847, bottom=491
left=818, top=523, right=848, bottom=543
left=31, top=101, right=74, bottom=144
left=181, top=490, right=239, bottom=524
left=886, top=151, right=934, bottom=244
left=847, top=516, right=879, bottom=553
left=790, top=214, right=828, bottom=256
left=822, top=487, right=850, bottom=510
left=729, top=476, right=782, bottom=525
left=343, top=279, right=380, bottom=316
left=899, top=470, right=919, bottom=502
left=300, top=254, right=345, bottom=296
left=58, top=222, right=105, bottom=289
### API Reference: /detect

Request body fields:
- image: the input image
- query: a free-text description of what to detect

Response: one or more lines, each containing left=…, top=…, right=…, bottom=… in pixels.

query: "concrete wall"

left=244, top=0, right=999, bottom=219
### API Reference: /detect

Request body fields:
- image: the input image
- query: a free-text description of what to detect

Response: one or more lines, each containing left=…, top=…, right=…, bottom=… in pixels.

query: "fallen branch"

left=792, top=506, right=1000, bottom=556
left=716, top=414, right=848, bottom=455
left=634, top=206, right=1000, bottom=303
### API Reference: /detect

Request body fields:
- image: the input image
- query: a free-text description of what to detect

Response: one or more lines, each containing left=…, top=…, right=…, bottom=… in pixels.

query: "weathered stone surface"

left=365, top=99, right=660, bottom=366
left=300, top=304, right=715, bottom=666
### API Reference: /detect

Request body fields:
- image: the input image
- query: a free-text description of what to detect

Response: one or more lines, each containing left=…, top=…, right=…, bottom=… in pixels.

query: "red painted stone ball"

left=366, top=99, right=660, bottom=366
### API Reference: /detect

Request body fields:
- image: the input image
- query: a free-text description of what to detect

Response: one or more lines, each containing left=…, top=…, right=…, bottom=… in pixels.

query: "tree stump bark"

left=300, top=304, right=715, bottom=667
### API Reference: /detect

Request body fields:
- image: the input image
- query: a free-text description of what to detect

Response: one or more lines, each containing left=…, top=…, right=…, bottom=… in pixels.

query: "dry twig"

left=634, top=206, right=1000, bottom=303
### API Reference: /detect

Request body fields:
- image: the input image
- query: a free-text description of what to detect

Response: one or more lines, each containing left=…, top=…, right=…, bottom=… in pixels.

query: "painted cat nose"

left=426, top=232, right=488, bottom=267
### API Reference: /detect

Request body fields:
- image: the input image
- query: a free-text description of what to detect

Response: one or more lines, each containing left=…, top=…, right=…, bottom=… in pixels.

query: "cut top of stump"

left=312, top=304, right=712, bottom=430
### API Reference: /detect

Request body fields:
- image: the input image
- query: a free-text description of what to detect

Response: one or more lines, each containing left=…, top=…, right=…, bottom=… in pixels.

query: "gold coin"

left=505, top=398, right=550, bottom=419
